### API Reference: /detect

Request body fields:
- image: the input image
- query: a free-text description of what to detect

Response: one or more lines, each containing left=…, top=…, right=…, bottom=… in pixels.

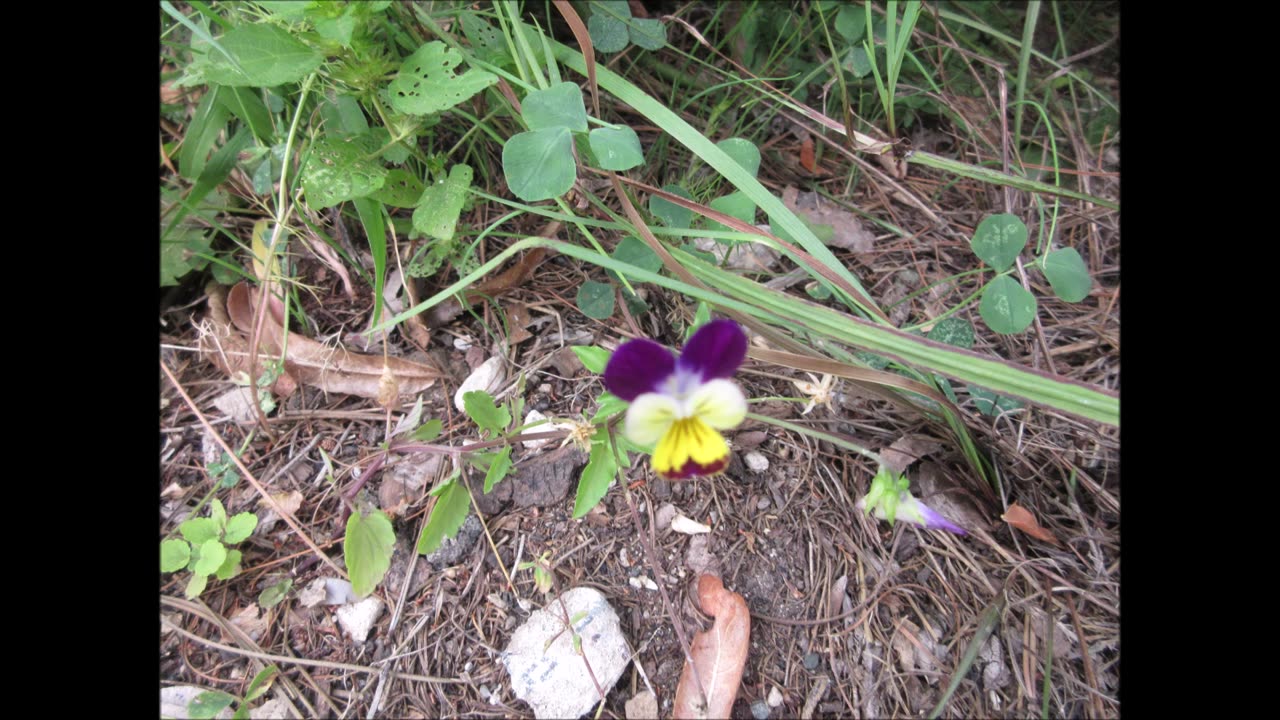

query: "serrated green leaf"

left=979, top=275, right=1037, bottom=334
left=464, top=390, right=511, bottom=435
left=650, top=184, right=693, bottom=228
left=715, top=137, right=761, bottom=178
left=588, top=126, right=643, bottom=170
left=577, top=280, right=615, bottom=319
left=502, top=127, right=575, bottom=202
left=413, top=164, right=472, bottom=241
left=193, top=539, right=228, bottom=577
left=223, top=513, right=259, bottom=544
left=201, top=24, right=322, bottom=87
left=369, top=168, right=426, bottom=208
left=588, top=4, right=630, bottom=53
left=188, top=690, right=236, bottom=719
left=215, top=549, right=243, bottom=580
left=970, top=213, right=1028, bottom=272
left=388, top=41, right=497, bottom=115
left=409, top=418, right=444, bottom=442
left=572, top=346, right=611, bottom=374
left=184, top=572, right=209, bottom=599
left=572, top=430, right=617, bottom=518
left=1042, top=247, right=1092, bottom=302
left=967, top=385, right=1025, bottom=417
left=258, top=578, right=292, bottom=608
left=344, top=509, right=396, bottom=598
left=522, top=81, right=588, bottom=132
left=300, top=135, right=388, bottom=209
left=927, top=317, right=975, bottom=349
left=180, top=517, right=220, bottom=545
left=161, top=539, right=191, bottom=573
left=417, top=479, right=471, bottom=554
left=628, top=18, right=666, bottom=50
left=483, top=446, right=514, bottom=494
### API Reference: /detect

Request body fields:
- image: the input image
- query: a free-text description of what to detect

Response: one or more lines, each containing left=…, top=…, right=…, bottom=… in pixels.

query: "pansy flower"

left=603, top=319, right=748, bottom=479
left=857, top=465, right=967, bottom=535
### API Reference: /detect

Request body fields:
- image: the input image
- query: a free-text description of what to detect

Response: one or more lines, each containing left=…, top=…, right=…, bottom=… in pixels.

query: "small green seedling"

left=161, top=498, right=259, bottom=599
left=186, top=665, right=279, bottom=720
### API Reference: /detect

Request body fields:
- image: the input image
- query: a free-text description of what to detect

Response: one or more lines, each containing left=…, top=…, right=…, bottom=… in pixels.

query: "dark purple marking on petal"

left=677, top=319, right=747, bottom=381
left=603, top=338, right=675, bottom=401
left=657, top=456, right=728, bottom=481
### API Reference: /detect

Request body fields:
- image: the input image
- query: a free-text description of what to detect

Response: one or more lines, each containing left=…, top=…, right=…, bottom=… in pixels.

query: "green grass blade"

left=909, top=151, right=1118, bottom=210
left=1013, top=2, right=1042, bottom=143
left=352, top=198, right=387, bottom=331
left=930, top=595, right=1005, bottom=719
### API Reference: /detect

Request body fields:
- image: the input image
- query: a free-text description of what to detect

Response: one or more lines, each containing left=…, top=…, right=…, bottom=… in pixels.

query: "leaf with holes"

left=572, top=428, right=618, bottom=518
left=588, top=1, right=631, bottom=53
left=460, top=11, right=510, bottom=65
left=522, top=82, right=588, bottom=132
left=388, top=41, right=497, bottom=116
left=970, top=213, right=1028, bottom=272
left=300, top=135, right=387, bottom=209
left=577, top=280, right=615, bottom=319
left=344, top=508, right=396, bottom=598
left=417, top=477, right=471, bottom=554
left=413, top=164, right=473, bottom=241
left=503, top=127, right=575, bottom=202
left=979, top=276, right=1037, bottom=334
left=1041, top=247, right=1092, bottom=302
left=650, top=185, right=694, bottom=228
left=370, top=168, right=426, bottom=208
left=201, top=24, right=323, bottom=87
left=588, top=126, right=643, bottom=170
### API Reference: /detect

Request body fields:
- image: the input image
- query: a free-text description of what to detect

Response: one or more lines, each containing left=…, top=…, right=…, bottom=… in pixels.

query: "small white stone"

left=453, top=336, right=473, bottom=350
left=670, top=514, right=712, bottom=535
left=767, top=686, right=784, bottom=708
left=454, top=356, right=505, bottom=411
left=744, top=451, right=770, bottom=473
left=522, top=409, right=577, bottom=450
left=629, top=576, right=659, bottom=591
left=335, top=597, right=384, bottom=643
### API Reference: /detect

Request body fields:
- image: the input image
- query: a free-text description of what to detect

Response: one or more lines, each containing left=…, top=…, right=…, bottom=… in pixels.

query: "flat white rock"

left=744, top=451, right=770, bottom=473
left=503, top=587, right=631, bottom=719
left=522, top=409, right=577, bottom=450
left=335, top=597, right=383, bottom=643
left=454, top=356, right=505, bottom=411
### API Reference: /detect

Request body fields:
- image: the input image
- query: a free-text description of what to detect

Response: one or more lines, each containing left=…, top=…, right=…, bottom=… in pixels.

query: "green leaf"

left=413, top=164, right=473, bottom=241
left=180, top=517, right=220, bottom=545
left=483, top=446, right=514, bottom=494
left=608, top=235, right=662, bottom=280
left=835, top=4, right=868, bottom=43
left=577, top=280, right=616, bottom=319
left=215, top=549, right=243, bottom=580
left=588, top=126, right=643, bottom=170
left=409, top=418, right=444, bottom=442
left=464, top=390, right=511, bottom=435
left=315, top=6, right=357, bottom=46
left=160, top=226, right=212, bottom=287
left=970, top=213, right=1028, bottom=272
left=927, top=317, right=975, bottom=350
left=223, top=513, right=259, bottom=544
left=588, top=1, right=631, bottom=53
left=715, top=138, right=761, bottom=178
left=708, top=191, right=756, bottom=231
left=591, top=392, right=628, bottom=423
left=629, top=18, right=667, bottom=50
left=460, top=11, right=511, bottom=65
left=192, top=539, right=227, bottom=577
left=979, top=276, right=1037, bottom=334
left=967, top=385, right=1025, bottom=417
left=344, top=509, right=396, bottom=598
left=319, top=93, right=369, bottom=138
left=1041, top=248, right=1092, bottom=302
left=571, top=346, right=611, bottom=374
left=179, top=89, right=229, bottom=180
left=184, top=572, right=209, bottom=599
left=202, top=24, right=322, bottom=87
left=417, top=478, right=471, bottom=554
left=258, top=578, right=292, bottom=608
left=522, top=81, right=588, bottom=132
left=300, top=135, right=388, bottom=209
left=650, top=184, right=693, bottom=228
left=572, top=430, right=618, bottom=518
left=244, top=665, right=279, bottom=703
left=188, top=690, right=236, bottom=719
left=210, top=498, right=227, bottom=533
left=843, top=46, right=873, bottom=77
left=502, top=127, right=576, bottom=202
left=389, top=41, right=497, bottom=115
left=161, top=539, right=191, bottom=573
left=370, top=168, right=426, bottom=208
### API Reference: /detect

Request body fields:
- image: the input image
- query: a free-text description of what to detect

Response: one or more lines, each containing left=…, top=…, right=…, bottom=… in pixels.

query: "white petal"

left=624, top=393, right=679, bottom=446
left=687, top=378, right=747, bottom=430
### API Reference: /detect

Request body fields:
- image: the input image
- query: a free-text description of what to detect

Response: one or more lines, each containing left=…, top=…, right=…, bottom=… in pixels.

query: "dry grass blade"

left=673, top=575, right=750, bottom=720
left=930, top=594, right=1005, bottom=719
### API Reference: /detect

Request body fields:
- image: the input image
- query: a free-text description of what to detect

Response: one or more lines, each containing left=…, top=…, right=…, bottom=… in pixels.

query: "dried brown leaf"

left=224, top=283, right=440, bottom=401
left=673, top=575, right=750, bottom=720
left=1002, top=503, right=1061, bottom=546
left=879, top=434, right=944, bottom=475
left=781, top=186, right=875, bottom=253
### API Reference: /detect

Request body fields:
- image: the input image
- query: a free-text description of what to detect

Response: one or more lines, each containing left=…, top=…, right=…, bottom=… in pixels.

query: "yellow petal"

left=623, top=392, right=679, bottom=446
left=687, top=379, right=747, bottom=430
left=652, top=417, right=730, bottom=478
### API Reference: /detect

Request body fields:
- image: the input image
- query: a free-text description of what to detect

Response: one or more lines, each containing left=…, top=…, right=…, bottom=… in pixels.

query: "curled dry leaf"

left=673, top=575, right=750, bottom=720
left=1001, top=502, right=1062, bottom=547
left=222, top=283, right=440, bottom=401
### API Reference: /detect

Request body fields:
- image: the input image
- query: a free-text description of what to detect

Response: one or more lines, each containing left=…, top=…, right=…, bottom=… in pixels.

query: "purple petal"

left=677, top=319, right=747, bottom=381
left=603, top=339, right=675, bottom=401
left=917, top=502, right=968, bottom=535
